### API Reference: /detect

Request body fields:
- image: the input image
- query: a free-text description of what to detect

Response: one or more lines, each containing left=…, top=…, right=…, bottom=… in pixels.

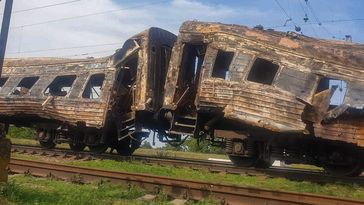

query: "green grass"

left=0, top=175, right=217, bottom=205
left=7, top=126, right=36, bottom=139
left=7, top=127, right=364, bottom=201
left=8, top=136, right=228, bottom=160
left=10, top=153, right=364, bottom=201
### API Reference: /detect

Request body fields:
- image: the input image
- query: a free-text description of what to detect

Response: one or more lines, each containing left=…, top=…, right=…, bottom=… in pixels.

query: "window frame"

left=81, top=73, right=106, bottom=100
left=11, top=76, right=40, bottom=96
left=211, top=49, right=236, bottom=80
left=43, top=75, right=77, bottom=98
left=315, top=76, right=348, bottom=106
left=245, top=56, right=280, bottom=85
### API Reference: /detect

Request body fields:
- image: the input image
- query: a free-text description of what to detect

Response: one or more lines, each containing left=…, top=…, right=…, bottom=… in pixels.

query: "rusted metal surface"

left=199, top=79, right=306, bottom=132
left=1, top=28, right=175, bottom=130
left=314, top=119, right=364, bottom=146
left=0, top=28, right=176, bottom=155
left=163, top=21, right=364, bottom=145
left=2, top=57, right=113, bottom=128
left=9, top=158, right=364, bottom=205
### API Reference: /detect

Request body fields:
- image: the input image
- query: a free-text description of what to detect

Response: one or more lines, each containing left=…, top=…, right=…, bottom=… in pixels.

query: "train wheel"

left=69, top=143, right=86, bottom=152
left=116, top=142, right=132, bottom=156
left=324, top=163, right=363, bottom=177
left=38, top=130, right=56, bottom=149
left=116, top=132, right=144, bottom=156
left=39, top=140, right=56, bottom=149
left=88, top=144, right=108, bottom=154
left=255, top=158, right=274, bottom=169
left=323, top=149, right=363, bottom=177
left=116, top=137, right=135, bottom=156
left=228, top=155, right=257, bottom=167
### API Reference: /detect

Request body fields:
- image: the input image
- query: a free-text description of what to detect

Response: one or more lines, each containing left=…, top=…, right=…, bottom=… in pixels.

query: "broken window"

left=12, top=76, right=39, bottom=96
left=247, top=58, right=279, bottom=85
left=44, top=75, right=76, bottom=97
left=180, top=44, right=206, bottom=86
left=0, top=77, right=8, bottom=90
left=212, top=50, right=234, bottom=80
left=82, top=74, right=105, bottom=99
left=316, top=77, right=347, bottom=106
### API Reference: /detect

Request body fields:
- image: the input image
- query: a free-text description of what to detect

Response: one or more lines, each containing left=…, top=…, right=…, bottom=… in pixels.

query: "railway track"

left=9, top=158, right=364, bottom=205
left=11, top=144, right=364, bottom=186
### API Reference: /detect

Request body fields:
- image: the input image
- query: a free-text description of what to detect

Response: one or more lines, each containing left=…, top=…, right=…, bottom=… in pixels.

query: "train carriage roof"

left=179, top=21, right=364, bottom=69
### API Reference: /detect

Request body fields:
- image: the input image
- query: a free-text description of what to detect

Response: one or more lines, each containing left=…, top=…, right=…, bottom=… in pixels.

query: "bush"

left=184, top=138, right=224, bottom=154
left=161, top=137, right=224, bottom=154
left=7, top=125, right=36, bottom=139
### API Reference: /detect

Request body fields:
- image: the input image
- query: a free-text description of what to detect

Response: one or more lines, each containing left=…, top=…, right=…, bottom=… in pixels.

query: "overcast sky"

left=1, top=0, right=363, bottom=58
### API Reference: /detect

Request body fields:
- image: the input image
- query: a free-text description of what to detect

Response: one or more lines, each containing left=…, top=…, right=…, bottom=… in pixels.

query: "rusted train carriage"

left=162, top=21, right=364, bottom=176
left=1, top=27, right=176, bottom=155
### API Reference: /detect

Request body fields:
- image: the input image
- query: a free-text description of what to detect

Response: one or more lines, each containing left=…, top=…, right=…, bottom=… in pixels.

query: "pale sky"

left=1, top=0, right=363, bottom=59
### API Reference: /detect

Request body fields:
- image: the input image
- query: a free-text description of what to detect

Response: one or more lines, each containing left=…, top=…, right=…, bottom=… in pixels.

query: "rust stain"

left=278, top=37, right=300, bottom=49
left=245, top=30, right=269, bottom=41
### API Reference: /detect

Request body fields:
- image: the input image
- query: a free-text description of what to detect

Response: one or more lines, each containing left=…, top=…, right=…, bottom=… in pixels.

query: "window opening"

left=0, top=77, right=8, bottom=90
left=180, top=44, right=205, bottom=86
left=247, top=58, right=279, bottom=85
left=45, top=75, right=76, bottom=97
left=82, top=74, right=105, bottom=99
left=12, top=76, right=39, bottom=96
left=212, top=50, right=234, bottom=80
left=316, top=77, right=347, bottom=106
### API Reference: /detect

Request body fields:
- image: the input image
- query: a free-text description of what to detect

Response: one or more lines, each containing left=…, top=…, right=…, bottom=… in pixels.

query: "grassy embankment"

left=6, top=126, right=364, bottom=201
left=10, top=152, right=364, bottom=201
left=0, top=175, right=216, bottom=205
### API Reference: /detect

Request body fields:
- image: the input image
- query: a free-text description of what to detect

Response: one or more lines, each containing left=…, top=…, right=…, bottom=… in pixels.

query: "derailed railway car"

left=161, top=21, right=364, bottom=176
left=1, top=27, right=176, bottom=155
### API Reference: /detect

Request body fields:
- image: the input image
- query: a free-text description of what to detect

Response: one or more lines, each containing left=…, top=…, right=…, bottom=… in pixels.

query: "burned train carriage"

left=1, top=27, right=176, bottom=155
left=162, top=21, right=364, bottom=176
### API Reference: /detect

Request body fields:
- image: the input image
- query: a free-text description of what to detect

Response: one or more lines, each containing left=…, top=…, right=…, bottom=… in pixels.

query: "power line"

left=297, top=0, right=318, bottom=37
left=60, top=49, right=116, bottom=58
left=305, top=0, right=335, bottom=38
left=269, top=18, right=364, bottom=29
left=274, top=0, right=291, bottom=20
left=273, top=0, right=303, bottom=32
left=10, top=0, right=169, bottom=29
left=273, top=0, right=296, bottom=26
left=7, top=42, right=120, bottom=54
left=0, top=0, right=82, bottom=15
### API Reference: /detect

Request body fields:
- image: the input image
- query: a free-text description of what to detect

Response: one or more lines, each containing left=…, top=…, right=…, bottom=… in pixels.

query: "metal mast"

left=0, top=0, right=14, bottom=76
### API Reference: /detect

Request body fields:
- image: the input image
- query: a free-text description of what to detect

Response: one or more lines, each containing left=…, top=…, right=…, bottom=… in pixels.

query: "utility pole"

left=0, top=0, right=13, bottom=183
left=0, top=0, right=13, bottom=76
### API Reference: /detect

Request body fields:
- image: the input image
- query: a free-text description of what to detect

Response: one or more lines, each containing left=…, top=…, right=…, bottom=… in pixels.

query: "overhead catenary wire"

left=297, top=0, right=318, bottom=37
left=0, top=0, right=82, bottom=15
left=10, top=0, right=169, bottom=29
left=305, top=0, right=335, bottom=38
left=269, top=18, right=364, bottom=29
left=273, top=0, right=297, bottom=26
left=7, top=42, right=121, bottom=54
left=60, top=49, right=116, bottom=58
left=273, top=0, right=304, bottom=33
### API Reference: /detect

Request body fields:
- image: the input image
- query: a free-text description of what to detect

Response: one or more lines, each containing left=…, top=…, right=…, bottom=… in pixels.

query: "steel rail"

left=8, top=158, right=364, bottom=205
left=11, top=144, right=364, bottom=186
